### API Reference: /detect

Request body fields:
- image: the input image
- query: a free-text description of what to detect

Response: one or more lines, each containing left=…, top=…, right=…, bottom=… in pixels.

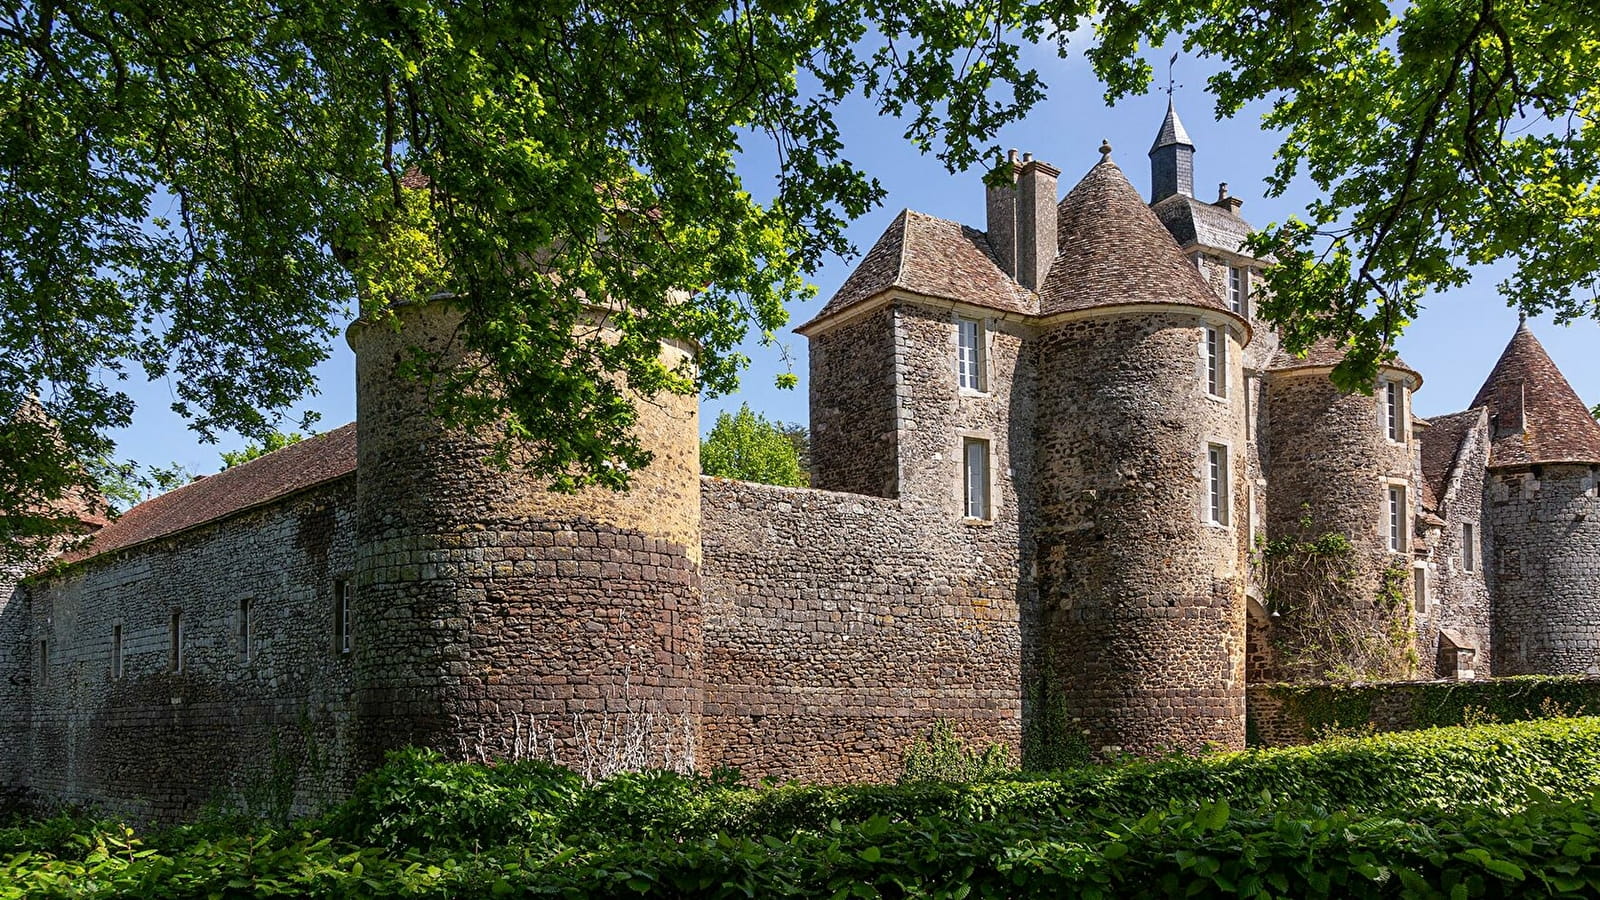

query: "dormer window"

left=1228, top=267, right=1248, bottom=316
left=957, top=317, right=986, bottom=392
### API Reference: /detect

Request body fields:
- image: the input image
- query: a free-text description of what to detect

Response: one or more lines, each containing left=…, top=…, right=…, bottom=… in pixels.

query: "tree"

left=4, top=0, right=1598, bottom=549
left=700, top=404, right=807, bottom=487
left=220, top=431, right=308, bottom=469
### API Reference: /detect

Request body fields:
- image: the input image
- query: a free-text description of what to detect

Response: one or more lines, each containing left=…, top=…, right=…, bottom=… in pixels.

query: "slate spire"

left=1149, top=98, right=1196, bottom=201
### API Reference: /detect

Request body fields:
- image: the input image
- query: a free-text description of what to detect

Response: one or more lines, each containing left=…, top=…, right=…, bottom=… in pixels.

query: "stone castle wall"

left=20, top=479, right=358, bottom=822
left=1430, top=414, right=1493, bottom=676
left=809, top=308, right=899, bottom=498
left=1490, top=464, right=1600, bottom=675
left=1, top=562, right=32, bottom=800
left=699, top=477, right=1024, bottom=781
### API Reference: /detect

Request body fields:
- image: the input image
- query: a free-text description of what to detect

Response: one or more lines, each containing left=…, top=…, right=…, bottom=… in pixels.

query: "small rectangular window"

left=1228, top=267, right=1248, bottom=315
left=1387, top=485, right=1408, bottom=553
left=168, top=610, right=183, bottom=673
left=1462, top=523, right=1476, bottom=572
left=1384, top=380, right=1403, bottom=442
left=1414, top=565, right=1428, bottom=613
left=334, top=580, right=353, bottom=655
left=112, top=625, right=123, bottom=679
left=957, top=318, right=986, bottom=392
left=962, top=438, right=990, bottom=520
left=37, top=640, right=48, bottom=687
left=1207, top=443, right=1230, bottom=526
left=238, top=598, right=254, bottom=662
left=1204, top=326, right=1226, bottom=399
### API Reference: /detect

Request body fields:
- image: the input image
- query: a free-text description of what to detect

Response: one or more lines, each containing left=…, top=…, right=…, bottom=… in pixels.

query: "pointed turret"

left=1470, top=318, right=1600, bottom=467
left=1149, top=99, right=1196, bottom=201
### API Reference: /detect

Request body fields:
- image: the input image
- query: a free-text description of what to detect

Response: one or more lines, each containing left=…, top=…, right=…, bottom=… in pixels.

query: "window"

left=238, top=598, right=254, bottom=662
left=1228, top=266, right=1248, bottom=315
left=37, top=640, right=48, bottom=687
left=112, top=625, right=123, bottom=679
left=962, top=438, right=990, bottom=520
left=1204, top=326, right=1226, bottom=398
left=1207, top=443, right=1230, bottom=526
left=1387, top=485, right=1408, bottom=553
left=1413, top=565, right=1428, bottom=613
left=168, top=610, right=183, bottom=673
left=334, top=580, right=353, bottom=655
left=957, top=317, right=986, bottom=391
left=1462, top=523, right=1476, bottom=572
left=1383, top=380, right=1403, bottom=442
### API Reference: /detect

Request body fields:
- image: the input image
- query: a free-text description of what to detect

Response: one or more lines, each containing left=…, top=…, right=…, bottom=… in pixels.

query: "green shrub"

left=900, top=719, right=1013, bottom=783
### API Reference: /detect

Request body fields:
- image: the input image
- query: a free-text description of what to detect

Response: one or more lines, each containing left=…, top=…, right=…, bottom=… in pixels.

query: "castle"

left=4, top=104, right=1599, bottom=820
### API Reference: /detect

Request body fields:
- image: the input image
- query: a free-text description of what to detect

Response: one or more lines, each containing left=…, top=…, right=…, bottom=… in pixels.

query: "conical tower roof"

left=1038, top=150, right=1231, bottom=317
left=1268, top=336, right=1421, bottom=385
left=1469, top=319, right=1600, bottom=467
left=1149, top=98, right=1194, bottom=153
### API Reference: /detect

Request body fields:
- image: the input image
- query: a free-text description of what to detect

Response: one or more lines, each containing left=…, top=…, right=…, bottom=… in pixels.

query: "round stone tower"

left=1262, top=341, right=1422, bottom=682
left=1475, top=320, right=1600, bottom=675
left=1030, top=146, right=1251, bottom=758
left=347, top=300, right=703, bottom=770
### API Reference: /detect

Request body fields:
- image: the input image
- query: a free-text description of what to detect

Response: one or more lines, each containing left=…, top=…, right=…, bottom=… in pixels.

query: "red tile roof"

left=804, top=209, right=1037, bottom=327
left=58, top=423, right=358, bottom=565
left=1470, top=321, right=1600, bottom=467
left=1268, top=336, right=1421, bottom=384
left=1419, top=408, right=1486, bottom=513
left=1038, top=156, right=1229, bottom=317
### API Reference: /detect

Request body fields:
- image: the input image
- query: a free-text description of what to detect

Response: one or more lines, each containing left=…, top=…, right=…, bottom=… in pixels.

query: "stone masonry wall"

left=810, top=308, right=899, bottom=498
left=1033, top=310, right=1249, bottom=756
left=1490, top=464, right=1600, bottom=675
left=22, top=479, right=358, bottom=822
left=1431, top=414, right=1492, bottom=676
left=699, top=478, right=1023, bottom=782
left=1, top=562, right=32, bottom=802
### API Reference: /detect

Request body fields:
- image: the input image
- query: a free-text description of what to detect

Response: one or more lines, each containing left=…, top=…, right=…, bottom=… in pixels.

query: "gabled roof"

left=1151, top=193, right=1253, bottom=255
left=803, top=209, right=1036, bottom=328
left=58, top=423, right=358, bottom=566
left=1150, top=99, right=1194, bottom=152
left=1267, top=336, right=1421, bottom=384
left=1469, top=320, right=1600, bottom=468
left=1420, top=408, right=1487, bottom=513
left=1037, top=155, right=1229, bottom=317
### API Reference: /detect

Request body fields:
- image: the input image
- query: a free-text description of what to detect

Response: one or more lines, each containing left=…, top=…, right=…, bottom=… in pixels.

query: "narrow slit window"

left=1204, top=326, right=1226, bottom=398
left=1388, top=485, right=1408, bottom=553
left=1463, top=523, right=1476, bottom=572
left=334, top=580, right=353, bottom=655
left=168, top=610, right=183, bottom=673
left=957, top=318, right=985, bottom=391
left=112, top=625, right=123, bottom=679
left=238, top=597, right=254, bottom=662
left=1207, top=444, right=1230, bottom=526
left=962, top=438, right=990, bottom=520
left=1228, top=266, right=1248, bottom=315
left=1384, top=380, right=1403, bottom=442
left=1413, top=566, right=1428, bottom=613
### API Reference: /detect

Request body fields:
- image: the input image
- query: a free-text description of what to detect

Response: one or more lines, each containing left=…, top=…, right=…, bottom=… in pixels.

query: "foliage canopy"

left=699, top=403, right=807, bottom=487
left=3, top=0, right=1598, bottom=548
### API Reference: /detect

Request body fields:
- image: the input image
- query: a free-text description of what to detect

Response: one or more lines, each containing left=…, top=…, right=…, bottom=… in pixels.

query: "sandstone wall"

left=22, top=479, right=358, bottom=822
left=1490, top=464, right=1600, bottom=675
left=699, top=477, right=1024, bottom=782
left=1033, top=309, right=1249, bottom=755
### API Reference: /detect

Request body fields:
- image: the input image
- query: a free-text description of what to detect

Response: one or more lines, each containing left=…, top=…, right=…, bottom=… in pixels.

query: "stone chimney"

left=1149, top=99, right=1195, bottom=201
left=986, top=150, right=1059, bottom=291
left=1214, top=182, right=1244, bottom=217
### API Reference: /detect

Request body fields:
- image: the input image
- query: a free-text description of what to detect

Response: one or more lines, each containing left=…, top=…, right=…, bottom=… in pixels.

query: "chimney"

left=985, top=149, right=1021, bottom=280
left=1214, top=182, right=1244, bottom=217
left=1015, top=158, right=1060, bottom=290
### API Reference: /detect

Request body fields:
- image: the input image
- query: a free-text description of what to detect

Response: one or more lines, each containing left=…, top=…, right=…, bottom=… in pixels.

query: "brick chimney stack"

left=985, top=149, right=1060, bottom=291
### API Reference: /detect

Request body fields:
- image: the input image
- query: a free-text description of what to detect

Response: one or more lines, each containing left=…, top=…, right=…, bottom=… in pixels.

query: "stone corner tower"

left=346, top=299, right=704, bottom=772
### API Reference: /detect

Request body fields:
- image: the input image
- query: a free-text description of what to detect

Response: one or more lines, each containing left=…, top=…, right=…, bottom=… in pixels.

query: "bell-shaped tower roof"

left=1470, top=317, right=1600, bottom=467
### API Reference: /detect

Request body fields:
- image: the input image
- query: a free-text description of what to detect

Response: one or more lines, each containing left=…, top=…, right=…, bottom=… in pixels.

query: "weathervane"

left=1165, top=51, right=1182, bottom=97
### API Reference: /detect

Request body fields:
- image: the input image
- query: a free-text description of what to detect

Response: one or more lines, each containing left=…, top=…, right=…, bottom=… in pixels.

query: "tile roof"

left=1151, top=193, right=1254, bottom=255
left=1037, top=155, right=1231, bottom=317
left=1150, top=99, right=1194, bottom=151
left=805, top=209, right=1036, bottom=327
left=1469, top=320, right=1600, bottom=467
left=1267, top=336, right=1420, bottom=383
left=58, top=423, right=358, bottom=566
left=1419, top=408, right=1486, bottom=512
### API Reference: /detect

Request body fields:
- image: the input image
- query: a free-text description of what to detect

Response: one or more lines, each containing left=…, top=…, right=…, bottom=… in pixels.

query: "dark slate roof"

left=1037, top=156, right=1229, bottom=317
left=1150, top=99, right=1194, bottom=151
left=1151, top=193, right=1254, bottom=255
left=1267, top=336, right=1420, bottom=383
left=805, top=209, right=1036, bottom=326
left=1420, top=408, right=1485, bottom=513
left=59, top=423, right=358, bottom=565
left=1469, top=320, right=1600, bottom=467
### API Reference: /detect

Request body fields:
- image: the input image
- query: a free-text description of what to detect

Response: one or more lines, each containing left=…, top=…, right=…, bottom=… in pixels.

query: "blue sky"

left=110, top=50, right=1599, bottom=474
